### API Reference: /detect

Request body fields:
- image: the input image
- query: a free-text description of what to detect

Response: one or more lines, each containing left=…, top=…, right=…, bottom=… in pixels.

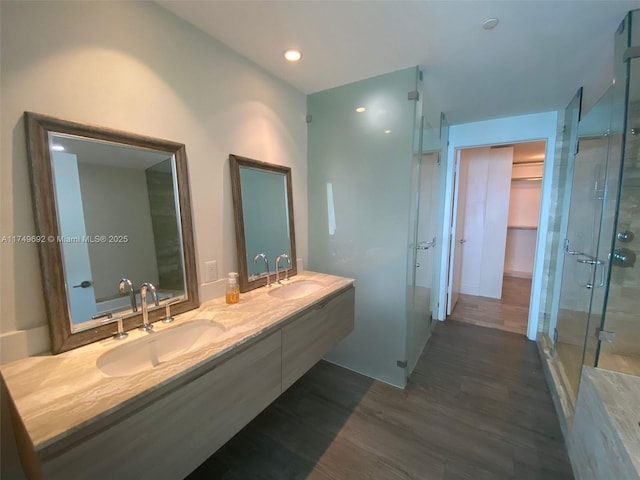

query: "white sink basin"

left=97, top=320, right=225, bottom=377
left=268, top=280, right=324, bottom=300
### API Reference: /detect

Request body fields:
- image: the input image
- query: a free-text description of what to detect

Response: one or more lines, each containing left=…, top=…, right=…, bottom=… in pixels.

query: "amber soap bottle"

left=226, top=272, right=240, bottom=304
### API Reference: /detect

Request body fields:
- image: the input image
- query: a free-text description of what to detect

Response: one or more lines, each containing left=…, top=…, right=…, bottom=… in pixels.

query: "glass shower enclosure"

left=307, top=67, right=428, bottom=388
left=542, top=9, right=640, bottom=409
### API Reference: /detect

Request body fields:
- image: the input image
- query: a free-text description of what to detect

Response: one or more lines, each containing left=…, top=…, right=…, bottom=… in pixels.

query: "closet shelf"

left=513, top=160, right=545, bottom=166
left=508, top=225, right=538, bottom=230
left=512, top=176, right=543, bottom=182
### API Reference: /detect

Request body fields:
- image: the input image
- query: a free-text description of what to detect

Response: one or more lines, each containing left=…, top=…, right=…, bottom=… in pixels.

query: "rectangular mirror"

left=229, top=154, right=297, bottom=292
left=25, top=112, right=199, bottom=353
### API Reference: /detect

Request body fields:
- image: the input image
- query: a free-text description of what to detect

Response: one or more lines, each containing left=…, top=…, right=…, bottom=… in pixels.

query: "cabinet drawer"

left=282, top=287, right=354, bottom=391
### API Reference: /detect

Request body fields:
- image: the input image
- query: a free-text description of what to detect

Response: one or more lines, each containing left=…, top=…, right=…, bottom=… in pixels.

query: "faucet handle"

left=162, top=300, right=178, bottom=323
left=99, top=314, right=128, bottom=340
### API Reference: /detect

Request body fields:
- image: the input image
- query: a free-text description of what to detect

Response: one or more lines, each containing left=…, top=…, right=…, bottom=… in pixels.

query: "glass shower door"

left=554, top=87, right=614, bottom=404
left=595, top=12, right=640, bottom=376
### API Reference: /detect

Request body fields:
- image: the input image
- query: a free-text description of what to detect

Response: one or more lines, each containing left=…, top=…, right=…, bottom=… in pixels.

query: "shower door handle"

left=563, top=238, right=583, bottom=257
left=417, top=237, right=436, bottom=250
left=577, top=255, right=605, bottom=288
left=576, top=257, right=602, bottom=265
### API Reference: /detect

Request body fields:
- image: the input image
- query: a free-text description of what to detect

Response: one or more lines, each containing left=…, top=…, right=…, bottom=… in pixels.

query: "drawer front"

left=282, top=287, right=355, bottom=391
left=42, top=332, right=282, bottom=480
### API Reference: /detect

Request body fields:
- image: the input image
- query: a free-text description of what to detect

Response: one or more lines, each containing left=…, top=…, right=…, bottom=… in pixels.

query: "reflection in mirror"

left=25, top=112, right=199, bottom=353
left=230, top=155, right=297, bottom=292
left=50, top=135, right=185, bottom=330
left=240, top=167, right=290, bottom=278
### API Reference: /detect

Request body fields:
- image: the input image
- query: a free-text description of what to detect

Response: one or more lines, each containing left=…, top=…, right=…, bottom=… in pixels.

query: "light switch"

left=204, top=260, right=218, bottom=283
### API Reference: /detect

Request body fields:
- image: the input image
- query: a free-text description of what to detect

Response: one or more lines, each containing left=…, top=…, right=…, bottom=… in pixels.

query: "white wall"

left=439, top=111, right=558, bottom=339
left=0, top=1, right=307, bottom=362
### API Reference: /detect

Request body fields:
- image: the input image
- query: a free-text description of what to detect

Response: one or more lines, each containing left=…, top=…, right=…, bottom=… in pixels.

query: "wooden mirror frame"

left=229, top=154, right=297, bottom=292
left=24, top=112, right=200, bottom=354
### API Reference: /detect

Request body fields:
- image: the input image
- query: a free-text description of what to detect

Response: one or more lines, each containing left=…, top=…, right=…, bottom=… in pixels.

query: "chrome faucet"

left=139, top=282, right=159, bottom=332
left=253, top=253, right=271, bottom=287
left=118, top=278, right=137, bottom=312
left=275, top=254, right=291, bottom=284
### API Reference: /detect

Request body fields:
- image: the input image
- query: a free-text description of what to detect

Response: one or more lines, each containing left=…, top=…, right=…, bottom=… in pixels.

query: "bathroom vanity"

left=1, top=271, right=354, bottom=480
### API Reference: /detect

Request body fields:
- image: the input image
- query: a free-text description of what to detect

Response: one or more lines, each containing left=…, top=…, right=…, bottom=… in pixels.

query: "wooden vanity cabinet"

left=34, top=333, right=282, bottom=480
left=13, top=284, right=355, bottom=480
left=282, top=286, right=355, bottom=391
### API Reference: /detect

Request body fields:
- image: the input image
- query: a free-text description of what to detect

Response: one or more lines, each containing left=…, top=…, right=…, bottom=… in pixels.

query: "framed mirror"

left=24, top=112, right=199, bottom=353
left=229, top=154, right=297, bottom=292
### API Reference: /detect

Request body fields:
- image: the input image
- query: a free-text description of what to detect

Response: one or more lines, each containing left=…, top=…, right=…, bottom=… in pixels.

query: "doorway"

left=446, top=140, right=546, bottom=335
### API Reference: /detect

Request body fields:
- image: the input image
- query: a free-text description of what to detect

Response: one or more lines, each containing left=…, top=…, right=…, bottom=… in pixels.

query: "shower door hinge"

left=305, top=114, right=312, bottom=124
left=553, top=327, right=558, bottom=344
left=408, top=90, right=420, bottom=101
left=595, top=328, right=616, bottom=343
left=396, top=360, right=407, bottom=368
left=623, top=46, right=640, bottom=62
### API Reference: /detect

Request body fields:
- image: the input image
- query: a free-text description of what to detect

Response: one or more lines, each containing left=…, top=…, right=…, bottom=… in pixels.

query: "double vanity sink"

left=96, top=279, right=325, bottom=378
left=1, top=271, right=354, bottom=480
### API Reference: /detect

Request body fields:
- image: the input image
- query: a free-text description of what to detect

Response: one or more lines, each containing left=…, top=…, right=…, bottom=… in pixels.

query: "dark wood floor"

left=448, top=276, right=532, bottom=335
left=187, top=319, right=572, bottom=480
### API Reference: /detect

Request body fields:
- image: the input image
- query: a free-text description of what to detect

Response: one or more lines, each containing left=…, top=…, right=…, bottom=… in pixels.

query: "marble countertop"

left=1, top=271, right=354, bottom=458
left=582, top=367, right=640, bottom=475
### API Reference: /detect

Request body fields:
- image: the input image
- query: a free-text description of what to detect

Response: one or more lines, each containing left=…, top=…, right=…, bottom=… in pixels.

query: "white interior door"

left=447, top=153, right=466, bottom=315
left=52, top=152, right=97, bottom=323
left=459, top=146, right=513, bottom=299
left=449, top=146, right=513, bottom=303
left=479, top=146, right=513, bottom=298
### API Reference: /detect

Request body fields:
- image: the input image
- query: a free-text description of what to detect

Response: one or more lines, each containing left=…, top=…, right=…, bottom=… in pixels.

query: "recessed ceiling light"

left=51, top=145, right=65, bottom=151
left=482, top=18, right=499, bottom=30
left=355, top=107, right=366, bottom=113
left=384, top=130, right=391, bottom=134
left=284, top=49, right=302, bottom=62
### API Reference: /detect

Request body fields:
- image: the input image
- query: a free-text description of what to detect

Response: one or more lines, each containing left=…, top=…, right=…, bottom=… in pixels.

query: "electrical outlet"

left=204, top=260, right=218, bottom=283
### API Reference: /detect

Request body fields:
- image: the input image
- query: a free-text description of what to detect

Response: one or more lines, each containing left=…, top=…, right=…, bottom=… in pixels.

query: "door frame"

left=436, top=112, right=559, bottom=340
left=446, top=151, right=463, bottom=315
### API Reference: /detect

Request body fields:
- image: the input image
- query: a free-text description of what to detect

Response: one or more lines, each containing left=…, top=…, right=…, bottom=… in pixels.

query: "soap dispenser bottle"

left=226, top=272, right=240, bottom=304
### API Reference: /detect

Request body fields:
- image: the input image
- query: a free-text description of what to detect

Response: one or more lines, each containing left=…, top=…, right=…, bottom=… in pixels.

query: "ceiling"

left=157, top=1, right=639, bottom=125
